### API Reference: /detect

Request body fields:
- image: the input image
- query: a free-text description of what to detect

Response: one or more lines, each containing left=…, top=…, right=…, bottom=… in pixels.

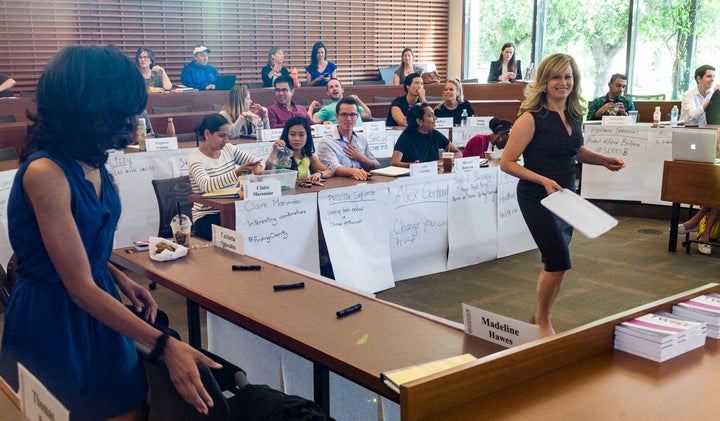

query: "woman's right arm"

left=500, top=112, right=562, bottom=195
left=23, top=159, right=220, bottom=414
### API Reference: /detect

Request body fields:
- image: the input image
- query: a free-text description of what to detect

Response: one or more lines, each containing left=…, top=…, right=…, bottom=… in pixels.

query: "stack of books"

left=673, top=293, right=720, bottom=339
left=614, top=311, right=707, bottom=362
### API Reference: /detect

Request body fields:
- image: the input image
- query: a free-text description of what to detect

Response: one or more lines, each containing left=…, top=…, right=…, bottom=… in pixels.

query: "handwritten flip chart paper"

left=107, top=151, right=178, bottom=247
left=496, top=170, right=535, bottom=258
left=235, top=194, right=319, bottom=273
left=642, top=127, right=674, bottom=204
left=318, top=183, right=394, bottom=292
left=389, top=176, right=449, bottom=280
left=447, top=168, right=498, bottom=269
left=365, top=130, right=400, bottom=159
left=581, top=125, right=648, bottom=200
left=0, top=169, right=17, bottom=266
left=236, top=142, right=275, bottom=163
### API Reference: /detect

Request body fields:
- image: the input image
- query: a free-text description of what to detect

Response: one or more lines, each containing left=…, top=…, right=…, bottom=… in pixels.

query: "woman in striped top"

left=188, top=113, right=264, bottom=240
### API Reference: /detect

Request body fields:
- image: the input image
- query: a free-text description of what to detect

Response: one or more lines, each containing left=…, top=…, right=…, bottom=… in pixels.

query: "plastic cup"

left=442, top=152, right=454, bottom=173
left=628, top=110, right=638, bottom=124
left=170, top=214, right=192, bottom=246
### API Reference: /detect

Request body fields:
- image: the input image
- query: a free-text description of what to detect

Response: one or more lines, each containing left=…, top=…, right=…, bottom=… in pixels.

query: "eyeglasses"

left=338, top=113, right=359, bottom=119
left=138, top=55, right=150, bottom=60
left=274, top=88, right=290, bottom=93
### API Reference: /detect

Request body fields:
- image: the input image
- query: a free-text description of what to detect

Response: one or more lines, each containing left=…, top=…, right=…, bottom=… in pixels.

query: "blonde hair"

left=221, top=85, right=250, bottom=122
left=436, top=78, right=464, bottom=111
left=519, top=53, right=585, bottom=119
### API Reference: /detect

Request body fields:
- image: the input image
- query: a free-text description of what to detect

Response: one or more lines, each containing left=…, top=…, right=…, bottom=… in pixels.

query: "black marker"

left=232, top=264, right=262, bottom=271
left=336, top=303, right=362, bottom=318
left=273, top=282, right=305, bottom=291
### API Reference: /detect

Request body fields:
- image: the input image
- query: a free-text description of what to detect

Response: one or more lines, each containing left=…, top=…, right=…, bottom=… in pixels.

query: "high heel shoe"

left=677, top=224, right=699, bottom=235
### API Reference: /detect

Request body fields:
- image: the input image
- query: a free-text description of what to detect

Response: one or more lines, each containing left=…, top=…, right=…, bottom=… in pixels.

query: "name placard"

left=145, top=136, right=179, bottom=151
left=455, top=156, right=481, bottom=173
left=435, top=117, right=454, bottom=128
left=18, top=363, right=70, bottom=421
left=462, top=304, right=538, bottom=347
left=211, top=224, right=244, bottom=255
left=258, top=128, right=283, bottom=141
left=312, top=124, right=336, bottom=137
left=601, top=115, right=633, bottom=125
left=246, top=181, right=281, bottom=199
left=409, top=161, right=437, bottom=177
left=467, top=116, right=494, bottom=129
left=362, top=120, right=386, bottom=132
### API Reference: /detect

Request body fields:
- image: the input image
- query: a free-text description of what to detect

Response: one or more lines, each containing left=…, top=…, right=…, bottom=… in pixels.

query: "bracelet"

left=148, top=332, right=170, bottom=363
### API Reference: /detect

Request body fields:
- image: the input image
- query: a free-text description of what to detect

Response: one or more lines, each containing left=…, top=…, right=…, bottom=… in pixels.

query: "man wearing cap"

left=180, top=44, right=218, bottom=90
left=311, top=78, right=372, bottom=126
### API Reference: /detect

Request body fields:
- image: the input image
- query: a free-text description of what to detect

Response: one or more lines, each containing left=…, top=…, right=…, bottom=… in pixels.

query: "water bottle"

left=653, top=106, right=661, bottom=127
left=237, top=169, right=249, bottom=200
left=670, top=105, right=678, bottom=127
left=290, top=68, right=300, bottom=89
left=137, top=117, right=147, bottom=151
left=166, top=117, right=176, bottom=137
left=460, top=109, right=468, bottom=127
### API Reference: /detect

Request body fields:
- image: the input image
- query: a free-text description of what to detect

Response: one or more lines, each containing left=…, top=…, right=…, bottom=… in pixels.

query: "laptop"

left=214, top=74, right=236, bottom=90
left=671, top=128, right=718, bottom=163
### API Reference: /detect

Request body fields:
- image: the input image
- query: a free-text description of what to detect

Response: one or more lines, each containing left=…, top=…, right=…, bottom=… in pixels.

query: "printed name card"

left=211, top=224, right=244, bottom=255
left=454, top=156, right=481, bottom=173
left=246, top=181, right=281, bottom=199
left=601, top=115, right=633, bottom=125
left=462, top=304, right=539, bottom=347
left=409, top=161, right=437, bottom=177
left=435, top=117, right=454, bottom=128
left=362, top=120, right=386, bottom=132
left=145, top=136, right=179, bottom=151
left=258, top=128, right=283, bottom=141
left=18, top=363, right=69, bottom=421
left=467, top=116, right=494, bottom=129
left=312, top=124, right=336, bottom=137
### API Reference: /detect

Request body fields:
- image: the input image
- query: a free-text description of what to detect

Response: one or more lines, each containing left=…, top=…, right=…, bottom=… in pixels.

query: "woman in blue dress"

left=0, top=45, right=220, bottom=420
left=500, top=54, right=625, bottom=338
left=305, top=41, right=337, bottom=87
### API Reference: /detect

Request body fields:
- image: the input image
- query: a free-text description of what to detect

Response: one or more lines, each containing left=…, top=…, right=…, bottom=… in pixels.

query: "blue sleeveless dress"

left=0, top=151, right=147, bottom=420
left=516, top=109, right=583, bottom=272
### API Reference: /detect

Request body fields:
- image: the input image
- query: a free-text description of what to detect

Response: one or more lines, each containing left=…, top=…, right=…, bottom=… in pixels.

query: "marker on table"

left=232, top=265, right=262, bottom=271
left=336, top=303, right=362, bottom=318
left=273, top=282, right=305, bottom=291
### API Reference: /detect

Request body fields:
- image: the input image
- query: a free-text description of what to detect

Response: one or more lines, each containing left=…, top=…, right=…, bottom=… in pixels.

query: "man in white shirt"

left=680, top=64, right=720, bottom=126
left=317, top=97, right=380, bottom=180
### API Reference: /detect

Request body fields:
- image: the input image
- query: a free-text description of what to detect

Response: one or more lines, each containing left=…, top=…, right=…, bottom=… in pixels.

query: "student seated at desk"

left=386, top=72, right=427, bottom=126
left=219, top=85, right=269, bottom=138
left=317, top=97, right=379, bottom=181
left=0, top=73, right=15, bottom=97
left=390, top=102, right=461, bottom=168
left=434, top=78, right=475, bottom=125
left=680, top=64, right=720, bottom=126
left=189, top=114, right=264, bottom=240
left=678, top=207, right=720, bottom=255
left=266, top=116, right=332, bottom=184
left=181, top=44, right=218, bottom=91
left=463, top=117, right=512, bottom=158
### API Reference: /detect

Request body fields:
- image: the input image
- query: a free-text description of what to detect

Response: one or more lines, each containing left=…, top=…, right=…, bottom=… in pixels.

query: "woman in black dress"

left=500, top=53, right=625, bottom=337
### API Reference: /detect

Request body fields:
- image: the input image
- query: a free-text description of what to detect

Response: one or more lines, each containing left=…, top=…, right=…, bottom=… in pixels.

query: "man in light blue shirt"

left=311, top=78, right=372, bottom=126
left=318, top=97, right=380, bottom=180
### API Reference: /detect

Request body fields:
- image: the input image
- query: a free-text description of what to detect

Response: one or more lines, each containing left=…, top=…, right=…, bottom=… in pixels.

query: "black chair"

left=0, top=147, right=18, bottom=162
left=0, top=114, right=16, bottom=123
left=425, top=95, right=444, bottom=102
left=152, top=105, right=193, bottom=114
left=212, top=104, right=223, bottom=111
left=460, top=78, right=479, bottom=84
left=246, top=83, right=264, bottom=89
left=150, top=176, right=193, bottom=290
left=19, top=91, right=36, bottom=99
left=373, top=96, right=395, bottom=103
left=706, top=90, right=720, bottom=125
left=353, top=79, right=384, bottom=86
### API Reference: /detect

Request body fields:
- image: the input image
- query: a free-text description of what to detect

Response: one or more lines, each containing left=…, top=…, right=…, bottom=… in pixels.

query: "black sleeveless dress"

left=516, top=109, right=583, bottom=272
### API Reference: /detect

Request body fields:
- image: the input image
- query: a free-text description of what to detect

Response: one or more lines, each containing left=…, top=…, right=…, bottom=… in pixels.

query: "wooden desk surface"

left=110, top=245, right=503, bottom=400
left=661, top=160, right=720, bottom=208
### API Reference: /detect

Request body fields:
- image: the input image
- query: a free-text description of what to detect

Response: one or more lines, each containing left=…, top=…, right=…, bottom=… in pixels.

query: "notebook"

left=671, top=128, right=718, bottom=163
left=214, top=74, right=237, bottom=90
left=370, top=166, right=410, bottom=177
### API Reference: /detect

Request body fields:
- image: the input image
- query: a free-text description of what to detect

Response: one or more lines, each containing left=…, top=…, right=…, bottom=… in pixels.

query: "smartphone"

left=323, top=73, right=330, bottom=78
left=132, top=240, right=149, bottom=251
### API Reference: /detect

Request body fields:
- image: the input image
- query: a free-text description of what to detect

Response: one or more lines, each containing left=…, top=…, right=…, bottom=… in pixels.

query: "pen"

left=232, top=264, right=262, bottom=271
left=273, top=282, right=305, bottom=291
left=336, top=303, right=362, bottom=318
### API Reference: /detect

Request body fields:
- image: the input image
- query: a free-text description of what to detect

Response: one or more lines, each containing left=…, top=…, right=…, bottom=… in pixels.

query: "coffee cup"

left=170, top=214, right=192, bottom=246
left=442, top=152, right=454, bottom=173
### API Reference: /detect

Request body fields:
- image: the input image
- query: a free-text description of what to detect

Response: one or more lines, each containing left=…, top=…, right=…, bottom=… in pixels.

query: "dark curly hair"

left=22, top=45, right=147, bottom=167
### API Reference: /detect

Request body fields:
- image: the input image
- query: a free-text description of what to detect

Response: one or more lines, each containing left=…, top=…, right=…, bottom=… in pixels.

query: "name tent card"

left=211, top=224, right=244, bottom=255
left=467, top=116, right=494, bottom=129
left=409, top=161, right=437, bottom=177
left=18, top=363, right=69, bottom=421
left=145, top=136, right=179, bottom=151
left=462, top=304, right=539, bottom=347
left=246, top=181, right=281, bottom=199
left=455, top=156, right=481, bottom=174
left=258, top=128, right=283, bottom=141
left=362, top=120, right=386, bottom=132
left=312, top=124, right=336, bottom=137
left=601, top=115, right=633, bottom=125
left=435, top=117, right=454, bottom=128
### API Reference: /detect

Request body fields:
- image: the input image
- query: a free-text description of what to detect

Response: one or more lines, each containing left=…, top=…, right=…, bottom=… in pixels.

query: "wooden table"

left=660, top=160, right=720, bottom=251
left=110, top=245, right=503, bottom=408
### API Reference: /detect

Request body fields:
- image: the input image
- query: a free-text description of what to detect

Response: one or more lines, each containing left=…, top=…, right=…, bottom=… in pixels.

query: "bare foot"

left=533, top=315, right=556, bottom=338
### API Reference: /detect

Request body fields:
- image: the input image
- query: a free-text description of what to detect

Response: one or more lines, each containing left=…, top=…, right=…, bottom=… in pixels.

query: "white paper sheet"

left=541, top=188, right=618, bottom=239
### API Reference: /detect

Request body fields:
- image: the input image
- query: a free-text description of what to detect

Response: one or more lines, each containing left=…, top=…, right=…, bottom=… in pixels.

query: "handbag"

left=421, top=71, right=441, bottom=84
